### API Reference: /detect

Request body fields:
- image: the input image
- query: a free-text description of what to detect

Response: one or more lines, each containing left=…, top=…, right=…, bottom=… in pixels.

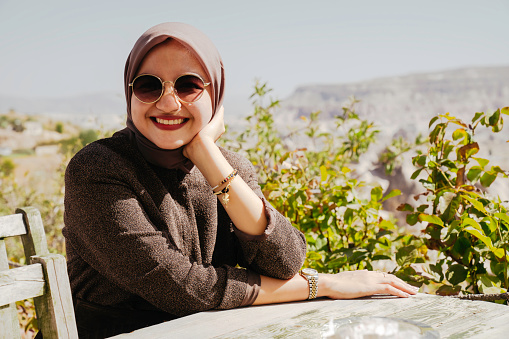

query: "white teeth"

left=155, top=118, right=185, bottom=125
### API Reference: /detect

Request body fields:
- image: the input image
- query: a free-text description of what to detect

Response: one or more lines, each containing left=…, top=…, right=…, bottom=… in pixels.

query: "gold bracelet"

left=211, top=169, right=238, bottom=191
left=213, top=180, right=234, bottom=204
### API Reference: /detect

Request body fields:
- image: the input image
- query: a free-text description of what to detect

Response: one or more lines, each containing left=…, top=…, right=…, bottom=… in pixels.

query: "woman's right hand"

left=319, top=270, right=419, bottom=299
left=183, top=105, right=225, bottom=161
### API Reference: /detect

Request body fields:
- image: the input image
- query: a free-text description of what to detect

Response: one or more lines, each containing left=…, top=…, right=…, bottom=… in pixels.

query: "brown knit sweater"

left=63, top=133, right=307, bottom=318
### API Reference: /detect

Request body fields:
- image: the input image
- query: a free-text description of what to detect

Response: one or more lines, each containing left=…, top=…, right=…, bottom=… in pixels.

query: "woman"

left=62, top=22, right=417, bottom=338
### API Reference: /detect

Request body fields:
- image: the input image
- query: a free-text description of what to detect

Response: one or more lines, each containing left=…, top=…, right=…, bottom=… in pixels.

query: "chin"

left=155, top=139, right=187, bottom=150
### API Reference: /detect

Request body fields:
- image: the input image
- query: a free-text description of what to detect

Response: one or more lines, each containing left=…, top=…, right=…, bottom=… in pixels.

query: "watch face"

left=302, top=268, right=318, bottom=276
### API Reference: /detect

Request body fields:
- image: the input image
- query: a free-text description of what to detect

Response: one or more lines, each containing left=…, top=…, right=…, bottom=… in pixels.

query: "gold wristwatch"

left=300, top=268, right=318, bottom=300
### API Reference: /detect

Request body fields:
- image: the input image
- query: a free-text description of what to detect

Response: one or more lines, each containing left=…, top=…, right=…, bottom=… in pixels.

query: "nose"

left=155, top=81, right=181, bottom=112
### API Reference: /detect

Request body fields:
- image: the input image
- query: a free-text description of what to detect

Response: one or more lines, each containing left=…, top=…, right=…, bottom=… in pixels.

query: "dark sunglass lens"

left=175, top=75, right=205, bottom=102
left=133, top=75, right=162, bottom=102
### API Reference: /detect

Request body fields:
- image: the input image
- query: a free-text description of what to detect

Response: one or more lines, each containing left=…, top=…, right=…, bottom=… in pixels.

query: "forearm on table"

left=186, top=138, right=267, bottom=236
left=253, top=273, right=329, bottom=305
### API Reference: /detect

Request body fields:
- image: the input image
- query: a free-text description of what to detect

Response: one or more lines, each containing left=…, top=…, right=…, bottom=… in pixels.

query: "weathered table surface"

left=112, top=294, right=509, bottom=338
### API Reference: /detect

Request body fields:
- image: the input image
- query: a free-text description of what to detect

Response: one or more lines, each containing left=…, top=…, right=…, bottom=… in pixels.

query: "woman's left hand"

left=320, top=270, right=419, bottom=299
left=183, top=106, right=225, bottom=159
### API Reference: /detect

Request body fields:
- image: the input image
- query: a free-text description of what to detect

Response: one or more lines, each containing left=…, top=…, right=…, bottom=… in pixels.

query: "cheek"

left=130, top=97, right=146, bottom=122
left=196, top=91, right=213, bottom=124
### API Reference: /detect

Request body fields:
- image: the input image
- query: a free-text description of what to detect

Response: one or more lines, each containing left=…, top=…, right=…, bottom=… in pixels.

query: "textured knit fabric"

left=63, top=133, right=307, bottom=319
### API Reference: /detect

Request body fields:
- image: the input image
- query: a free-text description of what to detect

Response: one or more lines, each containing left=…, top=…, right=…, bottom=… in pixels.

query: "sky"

left=1, top=0, right=508, bottom=109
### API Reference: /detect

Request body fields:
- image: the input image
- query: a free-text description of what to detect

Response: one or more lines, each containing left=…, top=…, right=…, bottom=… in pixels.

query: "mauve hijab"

left=117, top=22, right=225, bottom=173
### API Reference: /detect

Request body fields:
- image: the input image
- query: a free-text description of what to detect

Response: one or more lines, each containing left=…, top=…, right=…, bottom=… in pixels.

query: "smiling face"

left=130, top=39, right=213, bottom=150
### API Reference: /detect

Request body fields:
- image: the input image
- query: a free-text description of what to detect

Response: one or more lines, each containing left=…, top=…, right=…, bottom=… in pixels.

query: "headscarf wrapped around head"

left=118, top=22, right=225, bottom=173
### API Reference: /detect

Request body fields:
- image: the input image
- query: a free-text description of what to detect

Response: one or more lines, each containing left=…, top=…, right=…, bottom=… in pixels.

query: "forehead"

left=136, top=39, right=206, bottom=77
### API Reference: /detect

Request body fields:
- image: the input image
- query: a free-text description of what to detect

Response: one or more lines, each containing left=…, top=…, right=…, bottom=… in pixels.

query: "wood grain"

left=111, top=294, right=509, bottom=339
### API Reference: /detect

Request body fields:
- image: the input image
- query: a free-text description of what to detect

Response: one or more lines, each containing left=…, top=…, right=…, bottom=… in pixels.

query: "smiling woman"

left=54, top=22, right=417, bottom=339
left=129, top=39, right=214, bottom=150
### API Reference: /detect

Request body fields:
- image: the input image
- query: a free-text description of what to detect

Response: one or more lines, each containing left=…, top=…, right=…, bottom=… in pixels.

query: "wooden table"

left=112, top=294, right=509, bottom=338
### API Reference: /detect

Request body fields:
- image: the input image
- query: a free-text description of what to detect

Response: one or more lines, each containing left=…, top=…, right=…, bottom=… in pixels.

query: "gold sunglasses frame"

left=129, top=72, right=211, bottom=104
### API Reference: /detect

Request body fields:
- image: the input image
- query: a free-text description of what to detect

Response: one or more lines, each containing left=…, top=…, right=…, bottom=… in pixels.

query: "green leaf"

left=397, top=203, right=414, bottom=212
left=480, top=172, right=497, bottom=187
left=452, top=128, right=467, bottom=141
left=488, top=109, right=500, bottom=124
left=320, top=165, right=328, bottom=183
left=396, top=245, right=417, bottom=266
left=418, top=214, right=444, bottom=226
left=379, top=219, right=395, bottom=229
left=349, top=249, right=368, bottom=264
left=491, top=261, right=506, bottom=277
left=452, top=235, right=472, bottom=259
left=315, top=236, right=328, bottom=251
left=430, top=123, right=446, bottom=145
left=372, top=255, right=392, bottom=260
left=413, top=155, right=427, bottom=167
left=462, top=195, right=488, bottom=214
left=382, top=189, right=401, bottom=202
left=463, top=217, right=484, bottom=232
left=371, top=186, right=383, bottom=202
left=327, top=256, right=347, bottom=268
left=466, top=167, right=483, bottom=182
left=494, top=212, right=509, bottom=226
left=410, top=168, right=424, bottom=180
left=436, top=284, right=461, bottom=296
left=306, top=251, right=323, bottom=260
left=472, top=112, right=484, bottom=124
left=479, top=275, right=503, bottom=294
left=406, top=213, right=419, bottom=226
left=463, top=225, right=504, bottom=259
left=441, top=194, right=461, bottom=223
left=446, top=264, right=468, bottom=285
left=473, top=157, right=490, bottom=169
left=501, top=107, right=509, bottom=116
left=491, top=166, right=506, bottom=175
left=429, top=116, right=439, bottom=128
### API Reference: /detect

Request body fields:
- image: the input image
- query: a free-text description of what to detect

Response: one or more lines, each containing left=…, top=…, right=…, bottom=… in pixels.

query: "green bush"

left=399, top=108, right=509, bottom=297
left=0, top=158, right=15, bottom=177
left=222, top=82, right=417, bottom=276
left=56, top=122, right=64, bottom=133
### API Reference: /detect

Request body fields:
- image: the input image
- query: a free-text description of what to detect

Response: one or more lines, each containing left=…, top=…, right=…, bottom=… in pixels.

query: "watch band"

left=300, top=268, right=318, bottom=300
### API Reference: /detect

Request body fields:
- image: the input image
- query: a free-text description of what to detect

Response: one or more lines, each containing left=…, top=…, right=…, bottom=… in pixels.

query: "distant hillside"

left=0, top=91, right=126, bottom=130
left=279, top=66, right=509, bottom=136
left=0, top=91, right=125, bottom=115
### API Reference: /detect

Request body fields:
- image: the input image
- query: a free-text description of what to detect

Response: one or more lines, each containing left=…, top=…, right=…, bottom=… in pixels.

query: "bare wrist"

left=317, top=273, right=329, bottom=298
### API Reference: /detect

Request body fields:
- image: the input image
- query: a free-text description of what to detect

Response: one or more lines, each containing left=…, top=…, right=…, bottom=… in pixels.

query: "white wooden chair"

left=0, top=207, right=78, bottom=339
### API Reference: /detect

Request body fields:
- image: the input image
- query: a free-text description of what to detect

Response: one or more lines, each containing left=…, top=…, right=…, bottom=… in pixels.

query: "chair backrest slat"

left=0, top=264, right=45, bottom=305
left=16, top=207, right=49, bottom=259
left=0, top=238, right=21, bottom=339
left=0, top=214, right=26, bottom=238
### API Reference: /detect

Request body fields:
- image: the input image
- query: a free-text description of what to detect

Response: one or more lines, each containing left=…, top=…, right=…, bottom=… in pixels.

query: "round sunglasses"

left=129, top=73, right=210, bottom=104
